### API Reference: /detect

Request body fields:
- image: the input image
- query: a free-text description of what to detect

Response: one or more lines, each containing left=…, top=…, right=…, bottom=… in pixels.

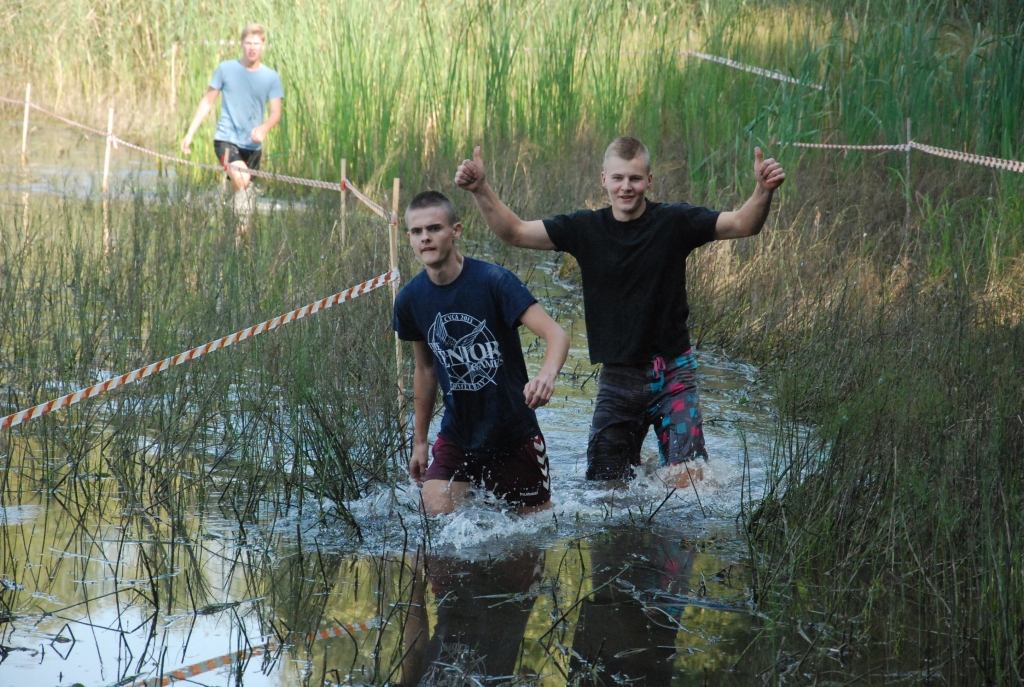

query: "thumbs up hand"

left=754, top=146, right=786, bottom=192
left=455, top=146, right=487, bottom=193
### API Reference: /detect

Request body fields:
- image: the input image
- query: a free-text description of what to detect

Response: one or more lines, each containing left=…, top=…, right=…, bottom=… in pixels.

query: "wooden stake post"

left=904, top=117, right=912, bottom=238
left=21, top=83, right=31, bottom=166
left=340, top=158, right=347, bottom=246
left=170, top=43, right=178, bottom=111
left=390, top=178, right=404, bottom=413
left=101, top=108, right=114, bottom=194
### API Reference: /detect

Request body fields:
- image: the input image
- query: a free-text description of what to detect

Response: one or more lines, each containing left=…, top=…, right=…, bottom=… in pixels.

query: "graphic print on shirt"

left=428, top=312, right=503, bottom=391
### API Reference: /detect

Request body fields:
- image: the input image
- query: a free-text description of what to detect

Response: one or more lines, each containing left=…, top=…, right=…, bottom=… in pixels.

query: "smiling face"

left=406, top=205, right=462, bottom=270
left=601, top=155, right=653, bottom=220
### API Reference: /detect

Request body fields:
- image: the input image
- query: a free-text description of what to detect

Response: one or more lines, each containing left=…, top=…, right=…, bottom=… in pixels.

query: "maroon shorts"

left=426, top=433, right=551, bottom=508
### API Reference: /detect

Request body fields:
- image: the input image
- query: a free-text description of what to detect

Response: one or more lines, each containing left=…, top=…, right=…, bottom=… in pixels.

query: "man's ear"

left=600, top=171, right=607, bottom=188
left=453, top=222, right=463, bottom=238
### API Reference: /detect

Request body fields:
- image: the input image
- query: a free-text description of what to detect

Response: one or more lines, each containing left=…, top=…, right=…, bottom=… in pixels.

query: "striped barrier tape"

left=159, top=42, right=820, bottom=90
left=517, top=48, right=822, bottom=89
left=786, top=141, right=910, bottom=152
left=119, top=617, right=381, bottom=687
left=345, top=178, right=395, bottom=221
left=1, top=96, right=395, bottom=218
left=784, top=140, right=1024, bottom=173
left=680, top=50, right=824, bottom=90
left=0, top=269, right=399, bottom=431
left=910, top=141, right=1024, bottom=174
left=0, top=97, right=109, bottom=137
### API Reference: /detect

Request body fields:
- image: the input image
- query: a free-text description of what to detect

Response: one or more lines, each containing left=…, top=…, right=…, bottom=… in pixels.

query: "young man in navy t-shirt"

left=393, top=191, right=569, bottom=515
left=455, top=137, right=785, bottom=487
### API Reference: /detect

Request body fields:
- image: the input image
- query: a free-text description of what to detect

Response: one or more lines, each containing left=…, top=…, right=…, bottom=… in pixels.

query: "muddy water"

left=0, top=123, right=778, bottom=686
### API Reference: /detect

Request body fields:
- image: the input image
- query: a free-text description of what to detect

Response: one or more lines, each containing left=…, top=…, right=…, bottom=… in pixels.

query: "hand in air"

left=454, top=146, right=487, bottom=193
left=409, top=443, right=429, bottom=486
left=754, top=147, right=786, bottom=192
left=180, top=133, right=193, bottom=155
left=523, top=373, right=556, bottom=410
left=251, top=125, right=268, bottom=144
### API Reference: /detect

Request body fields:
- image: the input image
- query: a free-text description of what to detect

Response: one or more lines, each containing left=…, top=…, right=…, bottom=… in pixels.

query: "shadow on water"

left=0, top=123, right=884, bottom=686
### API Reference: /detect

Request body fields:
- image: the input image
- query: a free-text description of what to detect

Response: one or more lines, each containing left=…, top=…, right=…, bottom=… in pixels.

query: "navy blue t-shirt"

left=393, top=257, right=540, bottom=451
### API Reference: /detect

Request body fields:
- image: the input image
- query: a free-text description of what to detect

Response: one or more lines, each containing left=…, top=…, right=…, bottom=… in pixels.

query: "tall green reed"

left=1, top=179, right=408, bottom=526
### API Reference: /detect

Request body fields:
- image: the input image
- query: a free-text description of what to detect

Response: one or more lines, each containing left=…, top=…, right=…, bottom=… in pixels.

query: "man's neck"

left=611, top=198, right=647, bottom=222
left=425, top=252, right=465, bottom=286
left=240, top=57, right=262, bottom=71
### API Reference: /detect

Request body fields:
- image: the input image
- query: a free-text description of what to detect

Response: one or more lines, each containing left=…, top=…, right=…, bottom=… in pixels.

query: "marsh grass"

left=4, top=0, right=1024, bottom=683
left=0, top=178, right=410, bottom=527
left=6, top=1, right=1021, bottom=192
left=673, top=155, right=1024, bottom=682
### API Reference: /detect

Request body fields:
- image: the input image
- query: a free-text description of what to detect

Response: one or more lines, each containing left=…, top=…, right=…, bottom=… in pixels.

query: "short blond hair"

left=240, top=24, right=267, bottom=43
left=604, top=136, right=651, bottom=173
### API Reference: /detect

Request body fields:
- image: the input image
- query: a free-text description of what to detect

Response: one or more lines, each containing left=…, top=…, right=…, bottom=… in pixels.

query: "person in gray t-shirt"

left=180, top=23, right=283, bottom=232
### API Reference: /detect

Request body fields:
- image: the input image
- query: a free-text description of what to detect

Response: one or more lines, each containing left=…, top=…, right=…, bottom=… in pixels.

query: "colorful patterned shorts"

left=586, top=351, right=708, bottom=481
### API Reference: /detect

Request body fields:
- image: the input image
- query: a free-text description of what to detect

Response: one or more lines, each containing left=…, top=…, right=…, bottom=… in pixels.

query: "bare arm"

left=410, top=340, right=439, bottom=485
left=251, top=97, right=282, bottom=144
left=180, top=88, right=220, bottom=154
left=455, top=147, right=555, bottom=250
left=714, top=147, right=786, bottom=240
left=519, top=303, right=569, bottom=409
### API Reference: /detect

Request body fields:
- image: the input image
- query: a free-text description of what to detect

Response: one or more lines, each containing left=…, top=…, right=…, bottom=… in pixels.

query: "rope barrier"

left=786, top=141, right=909, bottom=152
left=0, top=269, right=399, bottom=431
left=118, top=617, right=381, bottom=687
left=910, top=141, right=1024, bottom=174
left=784, top=140, right=1024, bottom=173
left=517, top=47, right=823, bottom=89
left=680, top=50, right=824, bottom=90
left=0, top=97, right=396, bottom=219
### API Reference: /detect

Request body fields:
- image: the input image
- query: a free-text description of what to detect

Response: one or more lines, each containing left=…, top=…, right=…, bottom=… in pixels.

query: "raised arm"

left=714, top=147, right=786, bottom=240
left=410, top=340, right=439, bottom=485
left=252, top=97, right=282, bottom=144
left=519, top=303, right=569, bottom=409
left=181, top=88, right=220, bottom=155
left=455, top=147, right=555, bottom=250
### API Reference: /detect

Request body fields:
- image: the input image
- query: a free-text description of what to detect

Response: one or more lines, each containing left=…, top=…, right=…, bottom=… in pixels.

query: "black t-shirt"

left=393, top=256, right=540, bottom=451
left=544, top=201, right=719, bottom=365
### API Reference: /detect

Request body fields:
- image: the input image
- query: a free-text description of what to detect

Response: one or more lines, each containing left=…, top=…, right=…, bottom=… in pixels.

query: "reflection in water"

left=403, top=547, right=545, bottom=685
left=568, top=529, right=693, bottom=686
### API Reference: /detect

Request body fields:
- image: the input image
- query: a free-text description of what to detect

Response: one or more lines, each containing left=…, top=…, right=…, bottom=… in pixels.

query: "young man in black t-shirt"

left=454, top=138, right=785, bottom=485
left=393, top=191, right=569, bottom=515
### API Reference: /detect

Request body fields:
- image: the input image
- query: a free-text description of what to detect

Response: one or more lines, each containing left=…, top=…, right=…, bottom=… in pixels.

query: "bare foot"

left=658, top=462, right=705, bottom=489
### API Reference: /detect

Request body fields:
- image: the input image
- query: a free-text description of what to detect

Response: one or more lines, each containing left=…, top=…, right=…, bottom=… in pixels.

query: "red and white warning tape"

left=121, top=617, right=380, bottom=687
left=680, top=50, right=823, bottom=90
left=0, top=269, right=399, bottom=431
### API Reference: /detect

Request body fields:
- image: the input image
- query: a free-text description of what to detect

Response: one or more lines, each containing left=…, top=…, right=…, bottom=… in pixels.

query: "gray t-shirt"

left=210, top=60, right=284, bottom=150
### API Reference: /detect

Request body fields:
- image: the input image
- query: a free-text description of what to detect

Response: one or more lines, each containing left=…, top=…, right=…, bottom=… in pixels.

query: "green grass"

left=5, top=1, right=1021, bottom=192
left=4, top=0, right=1024, bottom=683
left=0, top=185, right=408, bottom=530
